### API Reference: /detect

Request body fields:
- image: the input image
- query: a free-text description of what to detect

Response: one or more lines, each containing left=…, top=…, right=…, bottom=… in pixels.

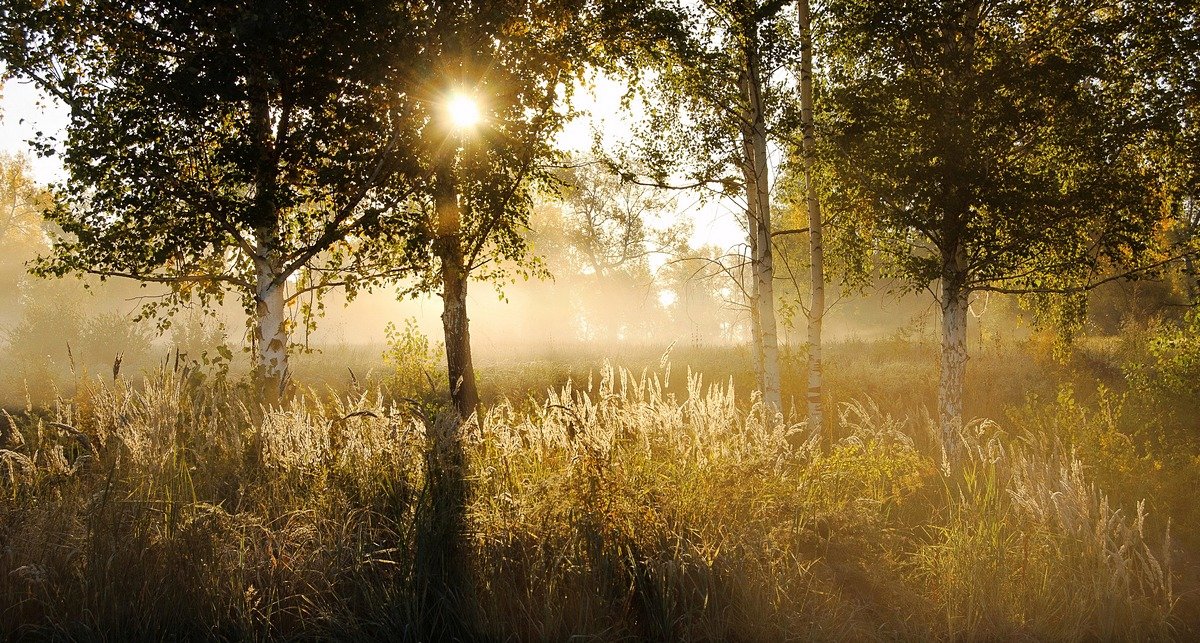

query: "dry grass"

left=0, top=361, right=1180, bottom=640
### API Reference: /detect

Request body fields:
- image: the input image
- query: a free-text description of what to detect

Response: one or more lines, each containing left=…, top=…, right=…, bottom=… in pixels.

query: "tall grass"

left=0, top=362, right=1178, bottom=640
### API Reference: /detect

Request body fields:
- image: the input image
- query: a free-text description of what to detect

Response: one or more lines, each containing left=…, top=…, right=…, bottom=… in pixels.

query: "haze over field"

left=2, top=71, right=975, bottom=367
left=1, top=1, right=1199, bottom=640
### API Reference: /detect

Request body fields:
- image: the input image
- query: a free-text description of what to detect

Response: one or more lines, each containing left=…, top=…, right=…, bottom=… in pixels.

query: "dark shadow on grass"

left=413, top=411, right=475, bottom=641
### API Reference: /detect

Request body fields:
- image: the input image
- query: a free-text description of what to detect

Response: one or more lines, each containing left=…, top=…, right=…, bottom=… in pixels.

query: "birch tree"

left=796, top=0, right=826, bottom=428
left=611, top=0, right=797, bottom=412
left=1, top=0, right=423, bottom=399
left=821, top=0, right=1179, bottom=463
left=399, top=0, right=660, bottom=417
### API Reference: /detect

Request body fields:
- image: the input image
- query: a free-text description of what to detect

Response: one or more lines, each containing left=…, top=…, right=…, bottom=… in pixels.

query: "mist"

left=2, top=1, right=1198, bottom=637
left=1, top=185, right=1039, bottom=407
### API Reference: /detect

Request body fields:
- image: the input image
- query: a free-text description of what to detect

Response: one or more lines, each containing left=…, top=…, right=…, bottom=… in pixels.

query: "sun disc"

left=447, top=94, right=481, bottom=128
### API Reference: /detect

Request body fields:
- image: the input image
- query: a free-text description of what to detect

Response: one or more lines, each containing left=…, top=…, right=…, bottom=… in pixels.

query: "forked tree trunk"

left=798, top=0, right=825, bottom=430
left=939, top=250, right=970, bottom=466
left=253, top=231, right=289, bottom=403
left=434, top=164, right=480, bottom=419
left=740, top=48, right=782, bottom=413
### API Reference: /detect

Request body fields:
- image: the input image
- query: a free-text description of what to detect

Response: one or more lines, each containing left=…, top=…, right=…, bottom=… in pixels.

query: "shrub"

left=382, top=318, right=444, bottom=402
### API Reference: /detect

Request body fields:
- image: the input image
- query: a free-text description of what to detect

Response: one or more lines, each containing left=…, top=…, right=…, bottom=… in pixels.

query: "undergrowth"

left=0, top=363, right=1178, bottom=640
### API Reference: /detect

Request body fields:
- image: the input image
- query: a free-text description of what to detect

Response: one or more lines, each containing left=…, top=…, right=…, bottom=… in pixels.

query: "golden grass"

left=0, top=362, right=1179, bottom=640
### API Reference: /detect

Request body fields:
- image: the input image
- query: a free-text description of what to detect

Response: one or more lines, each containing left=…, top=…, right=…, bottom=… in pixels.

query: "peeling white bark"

left=753, top=135, right=782, bottom=414
left=745, top=178, right=767, bottom=395
left=740, top=47, right=782, bottom=414
left=434, top=163, right=480, bottom=418
left=253, top=235, right=289, bottom=401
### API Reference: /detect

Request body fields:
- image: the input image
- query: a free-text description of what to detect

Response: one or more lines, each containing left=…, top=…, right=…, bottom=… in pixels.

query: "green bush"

left=382, top=318, right=444, bottom=402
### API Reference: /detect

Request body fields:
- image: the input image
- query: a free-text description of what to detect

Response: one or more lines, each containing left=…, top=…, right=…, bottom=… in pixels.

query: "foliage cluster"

left=381, top=318, right=444, bottom=402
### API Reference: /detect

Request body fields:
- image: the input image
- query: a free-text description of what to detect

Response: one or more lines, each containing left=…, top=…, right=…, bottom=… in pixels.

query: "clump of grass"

left=0, top=362, right=1179, bottom=640
left=917, top=421, right=1174, bottom=639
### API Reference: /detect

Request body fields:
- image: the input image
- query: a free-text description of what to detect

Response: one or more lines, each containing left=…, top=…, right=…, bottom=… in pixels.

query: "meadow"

left=2, top=328, right=1194, bottom=640
left=4, top=0, right=1199, bottom=639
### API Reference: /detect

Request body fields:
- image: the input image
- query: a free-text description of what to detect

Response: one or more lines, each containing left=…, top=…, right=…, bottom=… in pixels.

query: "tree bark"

left=939, top=248, right=970, bottom=466
left=740, top=46, right=782, bottom=413
left=246, top=65, right=289, bottom=403
left=1185, top=253, right=1199, bottom=303
left=741, top=131, right=766, bottom=399
left=252, top=230, right=289, bottom=403
left=420, top=163, right=478, bottom=638
left=798, top=0, right=825, bottom=431
left=1182, top=202, right=1199, bottom=303
left=434, top=163, right=480, bottom=419
left=931, top=4, right=985, bottom=467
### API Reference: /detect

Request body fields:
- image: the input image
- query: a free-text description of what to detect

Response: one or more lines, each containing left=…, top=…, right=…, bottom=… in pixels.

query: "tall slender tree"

left=610, top=0, right=798, bottom=412
left=796, top=0, right=826, bottom=429
left=387, top=6, right=674, bottom=633
left=398, top=1, right=581, bottom=417
left=397, top=0, right=676, bottom=417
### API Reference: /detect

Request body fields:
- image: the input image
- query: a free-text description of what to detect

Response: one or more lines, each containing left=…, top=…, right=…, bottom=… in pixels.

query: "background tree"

left=537, top=163, right=690, bottom=342
left=607, top=0, right=799, bottom=412
left=0, top=153, right=52, bottom=303
left=1, top=0, right=422, bottom=398
left=559, top=163, right=687, bottom=278
left=820, top=0, right=1179, bottom=462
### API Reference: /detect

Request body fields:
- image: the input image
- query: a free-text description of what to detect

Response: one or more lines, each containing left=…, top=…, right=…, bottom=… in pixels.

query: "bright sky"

left=0, top=78, right=69, bottom=183
left=0, top=74, right=748, bottom=251
left=566, top=75, right=751, bottom=255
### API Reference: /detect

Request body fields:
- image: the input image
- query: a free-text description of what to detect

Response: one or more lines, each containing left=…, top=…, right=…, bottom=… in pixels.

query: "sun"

left=447, top=93, right=481, bottom=129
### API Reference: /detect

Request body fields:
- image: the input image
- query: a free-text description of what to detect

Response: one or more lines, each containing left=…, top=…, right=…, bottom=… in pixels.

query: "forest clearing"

left=2, top=0, right=1200, bottom=640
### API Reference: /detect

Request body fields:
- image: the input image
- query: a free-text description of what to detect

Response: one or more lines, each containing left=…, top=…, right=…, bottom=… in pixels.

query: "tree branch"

left=972, top=251, right=1198, bottom=295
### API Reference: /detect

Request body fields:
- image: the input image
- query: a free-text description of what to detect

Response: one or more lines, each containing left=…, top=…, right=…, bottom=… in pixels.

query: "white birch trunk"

left=798, top=0, right=825, bottom=430
left=741, top=50, right=782, bottom=414
left=253, top=247, right=289, bottom=402
left=753, top=133, right=782, bottom=413
left=939, top=266, right=969, bottom=466
left=742, top=153, right=767, bottom=397
left=739, top=80, right=768, bottom=405
left=434, top=163, right=480, bottom=418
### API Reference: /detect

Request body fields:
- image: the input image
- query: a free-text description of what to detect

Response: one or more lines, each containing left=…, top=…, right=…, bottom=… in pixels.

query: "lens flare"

left=447, top=94, right=481, bottom=128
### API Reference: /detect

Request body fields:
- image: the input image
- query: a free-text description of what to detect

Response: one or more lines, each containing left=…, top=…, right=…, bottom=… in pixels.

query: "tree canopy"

left=818, top=0, right=1183, bottom=458
left=1, top=0, right=428, bottom=392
